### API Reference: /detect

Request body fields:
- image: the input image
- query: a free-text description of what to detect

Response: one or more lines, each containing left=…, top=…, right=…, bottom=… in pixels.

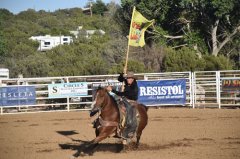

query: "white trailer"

left=0, top=68, right=9, bottom=79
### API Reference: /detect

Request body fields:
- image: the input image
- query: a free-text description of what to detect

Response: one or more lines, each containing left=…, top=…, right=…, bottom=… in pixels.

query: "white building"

left=30, top=35, right=73, bottom=51
left=70, top=26, right=105, bottom=39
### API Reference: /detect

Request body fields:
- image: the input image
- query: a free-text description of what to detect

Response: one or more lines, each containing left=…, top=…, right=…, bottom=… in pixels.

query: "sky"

left=0, top=0, right=120, bottom=14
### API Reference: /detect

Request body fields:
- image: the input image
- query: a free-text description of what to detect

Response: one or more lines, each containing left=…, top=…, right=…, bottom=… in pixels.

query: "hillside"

left=0, top=1, right=239, bottom=78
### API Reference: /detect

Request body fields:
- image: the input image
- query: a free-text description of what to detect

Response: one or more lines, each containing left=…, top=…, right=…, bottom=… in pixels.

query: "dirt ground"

left=0, top=108, right=240, bottom=159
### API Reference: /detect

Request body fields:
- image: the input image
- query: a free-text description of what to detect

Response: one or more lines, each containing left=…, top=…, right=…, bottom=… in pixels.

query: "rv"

left=0, top=68, right=9, bottom=79
left=30, top=35, right=73, bottom=51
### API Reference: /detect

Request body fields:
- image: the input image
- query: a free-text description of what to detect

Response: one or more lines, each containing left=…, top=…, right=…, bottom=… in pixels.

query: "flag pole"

left=121, top=6, right=135, bottom=91
left=123, top=44, right=130, bottom=74
left=123, top=6, right=136, bottom=75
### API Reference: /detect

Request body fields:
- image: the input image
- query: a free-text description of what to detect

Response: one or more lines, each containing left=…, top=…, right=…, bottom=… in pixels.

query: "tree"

left=116, top=0, right=239, bottom=69
left=17, top=54, right=53, bottom=77
left=0, top=31, right=7, bottom=59
left=17, top=9, right=40, bottom=22
left=162, top=47, right=205, bottom=72
left=92, top=0, right=108, bottom=16
left=0, top=8, right=14, bottom=22
left=179, top=0, right=240, bottom=56
left=108, top=59, right=148, bottom=74
left=118, top=1, right=240, bottom=56
left=203, top=55, right=233, bottom=71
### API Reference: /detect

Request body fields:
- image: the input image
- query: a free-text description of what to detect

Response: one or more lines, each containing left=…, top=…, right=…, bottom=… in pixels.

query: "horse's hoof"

left=72, top=154, right=78, bottom=158
left=70, top=155, right=77, bottom=159
left=88, top=152, right=94, bottom=156
left=80, top=151, right=87, bottom=157
left=122, top=139, right=127, bottom=145
left=72, top=151, right=80, bottom=158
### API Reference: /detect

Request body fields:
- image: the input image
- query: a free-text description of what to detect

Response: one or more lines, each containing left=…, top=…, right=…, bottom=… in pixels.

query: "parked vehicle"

left=0, top=68, right=9, bottom=79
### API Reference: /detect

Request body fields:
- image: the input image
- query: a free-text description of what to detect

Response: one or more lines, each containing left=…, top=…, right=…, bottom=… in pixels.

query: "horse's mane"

left=106, top=91, right=119, bottom=109
left=97, top=87, right=119, bottom=109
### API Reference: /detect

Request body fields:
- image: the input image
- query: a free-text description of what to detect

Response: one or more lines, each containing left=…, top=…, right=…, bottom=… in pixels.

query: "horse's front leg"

left=91, top=126, right=117, bottom=144
left=73, top=127, right=116, bottom=157
left=85, top=129, right=115, bottom=155
left=136, top=131, right=142, bottom=148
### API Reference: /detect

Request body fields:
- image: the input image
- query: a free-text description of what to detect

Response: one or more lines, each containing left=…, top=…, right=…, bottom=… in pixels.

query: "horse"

left=73, top=87, right=148, bottom=157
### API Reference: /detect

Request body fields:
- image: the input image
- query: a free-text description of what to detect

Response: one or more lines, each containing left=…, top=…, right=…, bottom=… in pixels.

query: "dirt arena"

left=0, top=108, right=240, bottom=159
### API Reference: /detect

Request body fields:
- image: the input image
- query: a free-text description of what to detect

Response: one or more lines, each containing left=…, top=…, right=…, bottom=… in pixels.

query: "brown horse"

left=73, top=87, right=148, bottom=157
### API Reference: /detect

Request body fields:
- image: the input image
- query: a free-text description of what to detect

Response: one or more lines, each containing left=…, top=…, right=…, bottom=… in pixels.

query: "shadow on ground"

left=56, top=130, right=79, bottom=136
left=59, top=141, right=124, bottom=153
left=57, top=130, right=124, bottom=157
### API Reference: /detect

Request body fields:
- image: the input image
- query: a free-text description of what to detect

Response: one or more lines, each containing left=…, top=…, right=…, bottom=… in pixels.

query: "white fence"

left=0, top=70, right=239, bottom=115
left=192, top=70, right=240, bottom=108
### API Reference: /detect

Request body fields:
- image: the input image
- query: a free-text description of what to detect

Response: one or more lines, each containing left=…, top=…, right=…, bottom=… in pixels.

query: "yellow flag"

left=128, top=7, right=154, bottom=47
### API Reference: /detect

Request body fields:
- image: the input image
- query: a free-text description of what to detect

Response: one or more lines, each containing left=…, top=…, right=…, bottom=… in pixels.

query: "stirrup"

left=122, top=139, right=127, bottom=145
left=122, top=138, right=131, bottom=145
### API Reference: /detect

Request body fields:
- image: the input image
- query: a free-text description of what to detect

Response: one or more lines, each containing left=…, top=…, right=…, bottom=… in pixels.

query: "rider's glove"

left=119, top=72, right=124, bottom=78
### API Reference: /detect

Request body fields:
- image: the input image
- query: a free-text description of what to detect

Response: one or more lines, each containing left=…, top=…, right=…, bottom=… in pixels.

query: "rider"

left=106, top=71, right=138, bottom=139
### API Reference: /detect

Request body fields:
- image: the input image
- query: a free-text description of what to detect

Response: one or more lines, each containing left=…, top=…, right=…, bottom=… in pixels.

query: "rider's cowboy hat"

left=125, top=71, right=135, bottom=79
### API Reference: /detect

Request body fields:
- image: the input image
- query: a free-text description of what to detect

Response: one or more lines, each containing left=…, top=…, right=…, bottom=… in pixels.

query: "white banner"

left=48, top=82, right=88, bottom=98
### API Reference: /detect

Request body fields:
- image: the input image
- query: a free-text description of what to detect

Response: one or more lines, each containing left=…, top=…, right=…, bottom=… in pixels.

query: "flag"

left=128, top=7, right=154, bottom=47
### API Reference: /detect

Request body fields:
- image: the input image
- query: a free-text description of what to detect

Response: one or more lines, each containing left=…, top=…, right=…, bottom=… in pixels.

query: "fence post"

left=67, top=97, right=70, bottom=112
left=144, top=75, right=148, bottom=80
left=216, top=71, right=221, bottom=109
left=191, top=72, right=195, bottom=108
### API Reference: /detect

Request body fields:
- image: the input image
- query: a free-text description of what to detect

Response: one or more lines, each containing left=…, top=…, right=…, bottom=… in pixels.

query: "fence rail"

left=0, top=70, right=239, bottom=115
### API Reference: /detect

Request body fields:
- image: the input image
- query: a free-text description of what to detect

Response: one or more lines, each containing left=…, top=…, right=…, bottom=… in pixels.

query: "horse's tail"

left=140, top=103, right=149, bottom=112
left=145, top=106, right=149, bottom=112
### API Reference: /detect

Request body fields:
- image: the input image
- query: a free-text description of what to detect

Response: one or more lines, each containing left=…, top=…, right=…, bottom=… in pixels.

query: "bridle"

left=91, top=88, right=118, bottom=127
left=91, top=89, right=107, bottom=111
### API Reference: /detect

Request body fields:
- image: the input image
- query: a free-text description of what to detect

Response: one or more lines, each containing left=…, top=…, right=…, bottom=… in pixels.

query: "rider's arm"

left=112, top=89, right=125, bottom=96
left=112, top=80, right=138, bottom=100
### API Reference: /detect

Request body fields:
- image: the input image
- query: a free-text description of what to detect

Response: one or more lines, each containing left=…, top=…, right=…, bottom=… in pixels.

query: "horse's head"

left=90, top=87, right=109, bottom=116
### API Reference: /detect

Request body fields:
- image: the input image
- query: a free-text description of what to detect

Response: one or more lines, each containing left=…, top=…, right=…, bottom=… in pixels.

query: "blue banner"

left=0, top=86, right=36, bottom=106
left=137, top=79, right=186, bottom=105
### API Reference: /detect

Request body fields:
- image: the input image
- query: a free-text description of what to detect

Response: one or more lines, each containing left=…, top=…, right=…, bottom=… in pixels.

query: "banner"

left=128, top=7, right=154, bottom=47
left=0, top=86, right=36, bottom=106
left=137, top=79, right=186, bottom=105
left=92, top=80, right=122, bottom=99
left=48, top=82, right=88, bottom=98
left=222, top=79, right=240, bottom=92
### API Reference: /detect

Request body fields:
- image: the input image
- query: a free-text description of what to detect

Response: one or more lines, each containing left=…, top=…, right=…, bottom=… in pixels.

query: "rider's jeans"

left=122, top=97, right=137, bottom=138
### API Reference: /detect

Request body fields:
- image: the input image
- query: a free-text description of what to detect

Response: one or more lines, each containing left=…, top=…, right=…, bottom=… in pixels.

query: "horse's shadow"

left=59, top=140, right=124, bottom=153
left=57, top=130, right=124, bottom=156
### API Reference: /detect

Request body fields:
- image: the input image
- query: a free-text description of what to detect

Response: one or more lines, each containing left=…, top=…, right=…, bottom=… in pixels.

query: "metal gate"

left=0, top=71, right=239, bottom=115
left=192, top=70, right=240, bottom=108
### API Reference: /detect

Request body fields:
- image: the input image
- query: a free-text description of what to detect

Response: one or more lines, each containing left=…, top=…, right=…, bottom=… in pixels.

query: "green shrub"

left=162, top=47, right=205, bottom=72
